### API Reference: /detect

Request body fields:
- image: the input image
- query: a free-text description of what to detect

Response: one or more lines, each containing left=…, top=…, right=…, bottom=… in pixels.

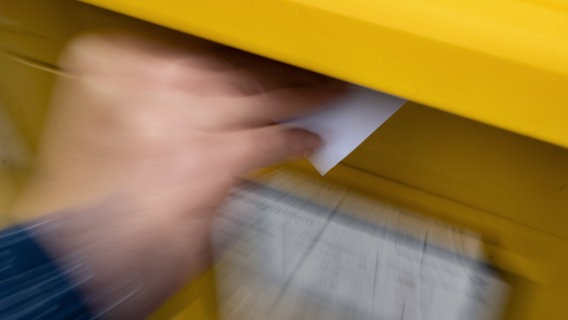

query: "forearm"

left=24, top=199, right=211, bottom=319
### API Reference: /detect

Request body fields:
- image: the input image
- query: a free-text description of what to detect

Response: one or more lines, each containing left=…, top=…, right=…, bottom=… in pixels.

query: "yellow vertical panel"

left=345, top=103, right=568, bottom=239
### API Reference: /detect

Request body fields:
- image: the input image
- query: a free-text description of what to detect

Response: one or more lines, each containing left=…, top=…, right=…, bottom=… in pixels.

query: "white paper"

left=286, top=86, right=406, bottom=175
left=213, top=176, right=509, bottom=320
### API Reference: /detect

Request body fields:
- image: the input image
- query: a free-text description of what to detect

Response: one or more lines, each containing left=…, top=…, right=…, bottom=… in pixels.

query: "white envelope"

left=286, top=86, right=406, bottom=175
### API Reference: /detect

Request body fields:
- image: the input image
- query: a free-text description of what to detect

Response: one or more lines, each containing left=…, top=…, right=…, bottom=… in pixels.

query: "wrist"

left=29, top=198, right=212, bottom=319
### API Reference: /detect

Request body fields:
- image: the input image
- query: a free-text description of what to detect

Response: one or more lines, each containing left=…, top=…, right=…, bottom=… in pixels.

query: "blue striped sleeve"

left=0, top=224, right=94, bottom=320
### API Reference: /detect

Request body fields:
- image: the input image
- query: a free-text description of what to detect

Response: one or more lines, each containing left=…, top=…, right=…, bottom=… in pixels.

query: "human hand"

left=20, top=27, right=345, bottom=220
left=15, top=26, right=346, bottom=318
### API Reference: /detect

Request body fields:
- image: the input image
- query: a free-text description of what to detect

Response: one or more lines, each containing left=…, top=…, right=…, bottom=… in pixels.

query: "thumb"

left=226, top=126, right=321, bottom=173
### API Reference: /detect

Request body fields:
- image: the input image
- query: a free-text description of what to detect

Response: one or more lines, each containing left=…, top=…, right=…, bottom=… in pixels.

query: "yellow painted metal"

left=2, top=0, right=568, bottom=319
left=80, top=0, right=568, bottom=150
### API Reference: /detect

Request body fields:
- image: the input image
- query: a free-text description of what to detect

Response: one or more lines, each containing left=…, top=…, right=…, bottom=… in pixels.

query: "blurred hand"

left=21, top=29, right=345, bottom=219
left=14, top=27, right=345, bottom=318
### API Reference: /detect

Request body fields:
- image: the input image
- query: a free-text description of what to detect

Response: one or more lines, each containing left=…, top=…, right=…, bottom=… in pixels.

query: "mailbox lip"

left=81, top=0, right=568, bottom=149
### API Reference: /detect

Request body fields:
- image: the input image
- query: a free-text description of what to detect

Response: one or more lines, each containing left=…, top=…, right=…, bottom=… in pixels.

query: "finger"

left=224, top=126, right=321, bottom=173
left=178, top=62, right=340, bottom=98
left=222, top=48, right=335, bottom=86
left=228, top=80, right=348, bottom=126
left=176, top=46, right=303, bottom=73
left=198, top=81, right=348, bottom=129
left=214, top=45, right=337, bottom=82
left=178, top=47, right=335, bottom=92
left=161, top=79, right=345, bottom=132
left=216, top=46, right=291, bottom=70
left=223, top=67, right=337, bottom=95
